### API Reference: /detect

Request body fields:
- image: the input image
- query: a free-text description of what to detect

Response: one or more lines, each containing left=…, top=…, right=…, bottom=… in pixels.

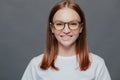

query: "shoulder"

left=30, top=53, right=44, bottom=66
left=90, top=52, right=105, bottom=65
left=21, top=53, right=44, bottom=80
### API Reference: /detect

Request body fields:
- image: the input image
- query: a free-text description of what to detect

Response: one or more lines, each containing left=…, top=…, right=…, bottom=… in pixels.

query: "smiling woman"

left=21, top=0, right=111, bottom=80
left=51, top=7, right=83, bottom=51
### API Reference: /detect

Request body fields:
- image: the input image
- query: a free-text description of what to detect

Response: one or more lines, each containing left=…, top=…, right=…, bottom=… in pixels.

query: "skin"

left=52, top=7, right=83, bottom=57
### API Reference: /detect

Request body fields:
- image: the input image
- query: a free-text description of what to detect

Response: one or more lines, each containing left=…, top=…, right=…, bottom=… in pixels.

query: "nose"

left=62, top=24, right=70, bottom=34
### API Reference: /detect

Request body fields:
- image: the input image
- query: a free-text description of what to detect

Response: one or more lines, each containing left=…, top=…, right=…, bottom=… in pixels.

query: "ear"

left=50, top=23, right=54, bottom=33
left=79, top=23, right=83, bottom=33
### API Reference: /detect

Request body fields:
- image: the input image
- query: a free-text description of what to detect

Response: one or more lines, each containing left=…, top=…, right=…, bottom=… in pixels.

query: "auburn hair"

left=40, top=0, right=90, bottom=71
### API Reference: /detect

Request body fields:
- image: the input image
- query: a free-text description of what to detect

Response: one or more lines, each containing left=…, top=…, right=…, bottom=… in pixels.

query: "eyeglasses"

left=51, top=20, right=82, bottom=30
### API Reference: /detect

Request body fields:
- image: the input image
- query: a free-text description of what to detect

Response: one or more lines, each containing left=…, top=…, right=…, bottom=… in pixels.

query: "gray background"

left=0, top=0, right=120, bottom=80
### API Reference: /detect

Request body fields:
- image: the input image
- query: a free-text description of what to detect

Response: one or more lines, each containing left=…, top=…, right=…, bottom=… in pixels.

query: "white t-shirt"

left=21, top=53, right=111, bottom=80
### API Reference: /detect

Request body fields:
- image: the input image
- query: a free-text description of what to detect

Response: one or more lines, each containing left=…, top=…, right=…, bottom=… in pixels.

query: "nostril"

left=70, top=35, right=72, bottom=37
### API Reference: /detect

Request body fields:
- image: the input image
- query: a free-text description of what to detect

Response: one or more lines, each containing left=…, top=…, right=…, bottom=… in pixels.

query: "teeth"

left=60, top=35, right=72, bottom=41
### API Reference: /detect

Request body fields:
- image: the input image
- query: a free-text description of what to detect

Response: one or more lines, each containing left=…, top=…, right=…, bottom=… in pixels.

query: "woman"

left=21, top=0, right=111, bottom=80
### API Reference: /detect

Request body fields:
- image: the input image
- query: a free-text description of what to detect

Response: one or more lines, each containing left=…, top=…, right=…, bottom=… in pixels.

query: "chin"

left=59, top=42, right=75, bottom=48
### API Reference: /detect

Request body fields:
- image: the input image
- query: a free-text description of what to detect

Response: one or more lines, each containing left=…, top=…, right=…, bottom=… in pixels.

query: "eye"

left=70, top=22, right=77, bottom=26
left=56, top=23, right=63, bottom=26
left=55, top=22, right=64, bottom=27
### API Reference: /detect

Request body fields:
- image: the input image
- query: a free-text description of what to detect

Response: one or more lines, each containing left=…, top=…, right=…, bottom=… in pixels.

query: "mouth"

left=60, top=35, right=73, bottom=41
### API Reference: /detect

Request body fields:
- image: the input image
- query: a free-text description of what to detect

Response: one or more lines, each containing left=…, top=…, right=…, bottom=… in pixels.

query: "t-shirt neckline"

left=57, top=55, right=76, bottom=60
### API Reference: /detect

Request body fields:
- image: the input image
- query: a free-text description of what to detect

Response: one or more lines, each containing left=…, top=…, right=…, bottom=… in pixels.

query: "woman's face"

left=52, top=7, right=83, bottom=48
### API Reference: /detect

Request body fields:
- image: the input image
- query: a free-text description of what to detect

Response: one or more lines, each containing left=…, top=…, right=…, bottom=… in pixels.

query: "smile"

left=60, top=35, right=73, bottom=41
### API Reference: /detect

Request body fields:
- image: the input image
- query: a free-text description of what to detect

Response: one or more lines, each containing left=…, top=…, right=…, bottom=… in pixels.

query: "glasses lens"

left=54, top=22, right=64, bottom=30
left=69, top=21, right=79, bottom=30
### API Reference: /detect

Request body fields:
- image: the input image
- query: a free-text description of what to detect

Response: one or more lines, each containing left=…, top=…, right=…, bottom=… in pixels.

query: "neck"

left=58, top=44, right=76, bottom=57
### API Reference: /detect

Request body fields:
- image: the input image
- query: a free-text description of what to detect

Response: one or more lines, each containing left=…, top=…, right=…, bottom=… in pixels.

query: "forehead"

left=53, top=7, right=81, bottom=22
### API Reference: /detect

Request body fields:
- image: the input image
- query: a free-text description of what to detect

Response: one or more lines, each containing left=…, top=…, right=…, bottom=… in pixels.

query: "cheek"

left=74, top=33, right=80, bottom=40
left=72, top=29, right=80, bottom=35
left=52, top=28, right=61, bottom=35
left=72, top=31, right=80, bottom=40
left=54, top=34, right=61, bottom=42
left=53, top=31, right=61, bottom=39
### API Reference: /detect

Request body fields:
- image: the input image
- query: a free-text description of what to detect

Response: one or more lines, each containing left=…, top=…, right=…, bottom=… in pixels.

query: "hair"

left=40, top=0, right=90, bottom=71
